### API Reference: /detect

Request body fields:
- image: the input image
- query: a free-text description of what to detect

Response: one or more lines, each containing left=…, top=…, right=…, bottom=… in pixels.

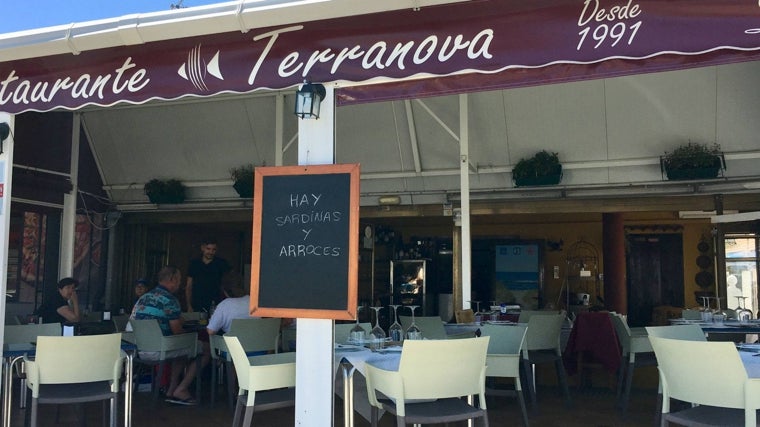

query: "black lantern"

left=294, top=81, right=326, bottom=119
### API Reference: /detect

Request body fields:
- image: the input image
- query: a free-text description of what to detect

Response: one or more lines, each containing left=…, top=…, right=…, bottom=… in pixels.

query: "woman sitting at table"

left=34, top=277, right=81, bottom=324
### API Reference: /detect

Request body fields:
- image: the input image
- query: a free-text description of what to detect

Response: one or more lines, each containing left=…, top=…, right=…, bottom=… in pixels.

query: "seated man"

left=206, top=285, right=255, bottom=336
left=131, top=265, right=198, bottom=405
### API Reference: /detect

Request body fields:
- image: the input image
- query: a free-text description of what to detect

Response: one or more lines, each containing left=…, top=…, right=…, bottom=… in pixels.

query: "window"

left=725, top=235, right=759, bottom=316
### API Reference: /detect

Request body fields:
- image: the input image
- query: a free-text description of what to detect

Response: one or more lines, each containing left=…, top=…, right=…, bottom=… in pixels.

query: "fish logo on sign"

left=177, top=44, right=224, bottom=91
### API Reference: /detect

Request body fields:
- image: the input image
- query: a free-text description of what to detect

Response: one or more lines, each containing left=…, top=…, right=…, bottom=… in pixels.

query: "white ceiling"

left=83, top=60, right=760, bottom=211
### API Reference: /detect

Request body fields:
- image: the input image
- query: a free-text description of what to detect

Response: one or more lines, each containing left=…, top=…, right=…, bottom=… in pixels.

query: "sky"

left=1, top=0, right=225, bottom=34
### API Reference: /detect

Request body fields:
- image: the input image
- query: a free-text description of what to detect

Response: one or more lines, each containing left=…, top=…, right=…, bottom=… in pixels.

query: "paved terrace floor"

left=8, top=369, right=661, bottom=427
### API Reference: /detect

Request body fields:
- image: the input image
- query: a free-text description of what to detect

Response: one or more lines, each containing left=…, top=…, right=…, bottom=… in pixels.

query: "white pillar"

left=0, top=112, right=15, bottom=349
left=59, top=114, right=81, bottom=279
left=295, top=85, right=336, bottom=426
left=459, top=94, right=472, bottom=310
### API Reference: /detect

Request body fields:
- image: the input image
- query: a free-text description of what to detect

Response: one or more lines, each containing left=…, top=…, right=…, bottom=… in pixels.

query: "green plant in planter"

left=144, top=178, right=186, bottom=204
left=229, top=164, right=254, bottom=198
left=662, top=142, right=724, bottom=180
left=512, top=150, right=562, bottom=187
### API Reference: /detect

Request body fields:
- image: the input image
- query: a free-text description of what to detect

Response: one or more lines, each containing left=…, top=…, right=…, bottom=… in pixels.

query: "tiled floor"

left=8, top=376, right=660, bottom=427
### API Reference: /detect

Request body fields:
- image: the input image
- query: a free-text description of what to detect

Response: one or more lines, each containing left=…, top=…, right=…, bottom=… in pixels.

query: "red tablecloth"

left=562, top=311, right=621, bottom=375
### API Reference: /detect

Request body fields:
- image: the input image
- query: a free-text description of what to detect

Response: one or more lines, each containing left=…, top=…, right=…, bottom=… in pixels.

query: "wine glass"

left=737, top=297, right=753, bottom=325
left=369, top=306, right=387, bottom=350
left=349, top=306, right=366, bottom=344
left=713, top=296, right=726, bottom=324
left=388, top=305, right=404, bottom=343
left=405, top=305, right=422, bottom=340
left=699, top=296, right=712, bottom=322
left=469, top=301, right=482, bottom=323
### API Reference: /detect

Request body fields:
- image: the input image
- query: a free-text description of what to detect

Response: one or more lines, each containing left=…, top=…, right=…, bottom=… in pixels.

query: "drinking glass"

left=369, top=306, right=387, bottom=350
left=737, top=296, right=753, bottom=324
left=388, top=305, right=404, bottom=343
left=405, top=305, right=422, bottom=340
left=349, top=306, right=366, bottom=343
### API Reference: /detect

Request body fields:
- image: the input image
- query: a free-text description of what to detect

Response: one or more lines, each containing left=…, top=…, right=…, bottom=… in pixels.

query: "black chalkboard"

left=250, top=164, right=359, bottom=320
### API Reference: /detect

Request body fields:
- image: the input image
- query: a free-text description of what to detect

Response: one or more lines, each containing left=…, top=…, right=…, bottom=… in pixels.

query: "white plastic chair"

left=210, top=317, right=282, bottom=409
left=399, top=315, right=449, bottom=339
left=480, top=323, right=530, bottom=427
left=129, top=318, right=199, bottom=403
left=649, top=336, right=760, bottom=427
left=645, top=324, right=706, bottom=341
left=24, top=333, right=124, bottom=427
left=521, top=312, right=571, bottom=408
left=223, top=335, right=296, bottom=427
left=609, top=312, right=655, bottom=416
left=365, top=336, right=490, bottom=426
left=4, top=322, right=62, bottom=409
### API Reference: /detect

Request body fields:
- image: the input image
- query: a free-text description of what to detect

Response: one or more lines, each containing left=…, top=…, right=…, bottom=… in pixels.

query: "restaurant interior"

left=3, top=3, right=760, bottom=425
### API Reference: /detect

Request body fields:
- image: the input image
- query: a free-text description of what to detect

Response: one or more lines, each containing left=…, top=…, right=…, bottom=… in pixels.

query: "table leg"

left=3, top=356, right=23, bottom=427
left=124, top=352, right=133, bottom=427
left=2, top=358, right=11, bottom=427
left=341, top=363, right=356, bottom=427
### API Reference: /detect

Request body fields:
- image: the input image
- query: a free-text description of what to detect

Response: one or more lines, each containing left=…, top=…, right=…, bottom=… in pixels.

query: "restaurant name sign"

left=2, top=0, right=760, bottom=113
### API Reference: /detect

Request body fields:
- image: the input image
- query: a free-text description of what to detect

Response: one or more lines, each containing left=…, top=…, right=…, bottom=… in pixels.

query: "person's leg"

left=201, top=340, right=211, bottom=369
left=167, top=359, right=183, bottom=398
left=171, top=358, right=198, bottom=401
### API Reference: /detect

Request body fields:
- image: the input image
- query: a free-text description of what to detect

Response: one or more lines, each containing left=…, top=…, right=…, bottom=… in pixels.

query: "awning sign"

left=2, top=0, right=760, bottom=113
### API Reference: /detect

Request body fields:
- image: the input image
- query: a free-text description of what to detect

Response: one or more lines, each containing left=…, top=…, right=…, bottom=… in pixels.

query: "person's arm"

left=185, top=276, right=194, bottom=312
left=57, top=291, right=80, bottom=322
left=206, top=306, right=223, bottom=335
left=169, top=317, right=184, bottom=335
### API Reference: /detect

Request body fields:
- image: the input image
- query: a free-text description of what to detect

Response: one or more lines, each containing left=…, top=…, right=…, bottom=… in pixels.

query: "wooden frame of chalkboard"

left=250, top=163, right=360, bottom=320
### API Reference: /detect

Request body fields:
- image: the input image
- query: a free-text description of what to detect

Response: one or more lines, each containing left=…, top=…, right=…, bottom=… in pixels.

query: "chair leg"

left=615, top=355, right=626, bottom=404
left=195, top=357, right=202, bottom=405
left=370, top=406, right=379, bottom=427
left=621, top=361, right=635, bottom=415
left=154, top=362, right=165, bottom=402
left=242, top=405, right=255, bottom=427
left=110, top=396, right=118, bottom=427
left=516, top=389, right=530, bottom=427
left=226, top=361, right=237, bottom=411
left=521, top=359, right=537, bottom=408
left=232, top=395, right=244, bottom=427
left=481, top=412, right=490, bottom=427
left=554, top=357, right=572, bottom=407
left=30, top=398, right=38, bottom=427
left=210, top=359, right=217, bottom=406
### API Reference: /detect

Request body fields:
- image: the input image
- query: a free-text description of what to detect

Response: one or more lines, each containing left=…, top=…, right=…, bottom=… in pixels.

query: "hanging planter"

left=661, top=142, right=725, bottom=180
left=229, top=164, right=254, bottom=198
left=512, top=150, right=562, bottom=187
left=144, top=178, right=186, bottom=204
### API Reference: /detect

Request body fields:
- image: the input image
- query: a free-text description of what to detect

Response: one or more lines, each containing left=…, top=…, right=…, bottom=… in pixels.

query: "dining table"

left=669, top=318, right=760, bottom=335
left=1, top=339, right=137, bottom=427
left=334, top=343, right=401, bottom=427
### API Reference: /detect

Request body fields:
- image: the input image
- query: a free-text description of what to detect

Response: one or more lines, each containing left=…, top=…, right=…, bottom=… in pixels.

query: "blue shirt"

left=131, top=285, right=181, bottom=336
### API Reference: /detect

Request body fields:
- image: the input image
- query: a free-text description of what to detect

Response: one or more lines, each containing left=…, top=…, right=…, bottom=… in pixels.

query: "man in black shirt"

left=185, top=237, right=230, bottom=313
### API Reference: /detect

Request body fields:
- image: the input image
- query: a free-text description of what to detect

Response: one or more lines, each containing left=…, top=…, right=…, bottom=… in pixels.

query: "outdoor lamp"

left=0, top=122, right=10, bottom=154
left=294, top=81, right=326, bottom=119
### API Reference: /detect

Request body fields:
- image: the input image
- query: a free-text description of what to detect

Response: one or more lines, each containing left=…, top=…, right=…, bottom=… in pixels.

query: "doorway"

left=626, top=234, right=684, bottom=327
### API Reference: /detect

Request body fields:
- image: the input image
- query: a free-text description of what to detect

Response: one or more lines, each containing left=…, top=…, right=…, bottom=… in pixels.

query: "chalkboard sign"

left=250, top=164, right=360, bottom=320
